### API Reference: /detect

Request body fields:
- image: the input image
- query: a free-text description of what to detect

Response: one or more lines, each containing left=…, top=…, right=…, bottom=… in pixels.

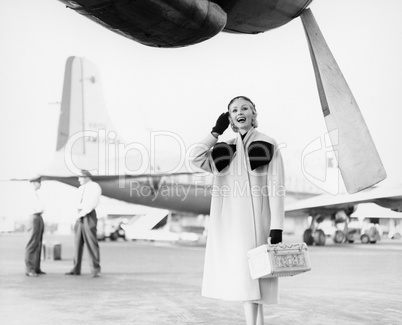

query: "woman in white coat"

left=192, top=96, right=286, bottom=325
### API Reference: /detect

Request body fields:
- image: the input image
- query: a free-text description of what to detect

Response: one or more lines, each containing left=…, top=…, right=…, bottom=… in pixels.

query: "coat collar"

left=237, top=127, right=256, bottom=145
left=212, top=128, right=275, bottom=172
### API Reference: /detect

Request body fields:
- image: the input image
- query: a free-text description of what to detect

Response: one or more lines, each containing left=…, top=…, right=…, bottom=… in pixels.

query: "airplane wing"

left=286, top=183, right=402, bottom=218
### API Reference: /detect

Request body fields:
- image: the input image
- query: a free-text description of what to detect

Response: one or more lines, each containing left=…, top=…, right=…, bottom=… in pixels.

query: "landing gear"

left=302, top=206, right=370, bottom=246
left=303, top=229, right=314, bottom=246
left=314, top=229, right=326, bottom=246
left=303, top=228, right=326, bottom=246
left=333, top=230, right=346, bottom=243
left=303, top=215, right=326, bottom=246
left=331, top=208, right=356, bottom=244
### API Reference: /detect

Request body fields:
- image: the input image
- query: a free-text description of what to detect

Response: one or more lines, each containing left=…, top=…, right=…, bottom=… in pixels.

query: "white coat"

left=192, top=127, right=285, bottom=304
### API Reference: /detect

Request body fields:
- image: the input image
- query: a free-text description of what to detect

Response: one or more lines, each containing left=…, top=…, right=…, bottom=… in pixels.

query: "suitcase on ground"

left=42, top=242, right=62, bottom=260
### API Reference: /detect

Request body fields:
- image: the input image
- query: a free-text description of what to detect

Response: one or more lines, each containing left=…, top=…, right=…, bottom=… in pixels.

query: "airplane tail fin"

left=42, top=56, right=121, bottom=176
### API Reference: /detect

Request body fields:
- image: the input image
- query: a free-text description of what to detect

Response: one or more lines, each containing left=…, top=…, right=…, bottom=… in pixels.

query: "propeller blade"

left=300, top=9, right=386, bottom=194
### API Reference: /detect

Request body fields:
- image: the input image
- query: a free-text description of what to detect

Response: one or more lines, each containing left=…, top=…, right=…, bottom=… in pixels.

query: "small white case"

left=247, top=240, right=311, bottom=279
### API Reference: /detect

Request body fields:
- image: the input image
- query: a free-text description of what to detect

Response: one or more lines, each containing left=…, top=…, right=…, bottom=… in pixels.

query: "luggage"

left=42, top=242, right=62, bottom=260
left=247, top=240, right=311, bottom=279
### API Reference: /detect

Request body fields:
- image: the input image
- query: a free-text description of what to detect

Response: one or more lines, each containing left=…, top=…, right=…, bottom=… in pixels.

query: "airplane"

left=37, top=56, right=400, bottom=246
left=55, top=0, right=387, bottom=194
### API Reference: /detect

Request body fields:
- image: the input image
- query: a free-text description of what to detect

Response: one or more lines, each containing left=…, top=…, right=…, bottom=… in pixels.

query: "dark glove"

left=211, top=112, right=230, bottom=135
left=270, top=229, right=282, bottom=244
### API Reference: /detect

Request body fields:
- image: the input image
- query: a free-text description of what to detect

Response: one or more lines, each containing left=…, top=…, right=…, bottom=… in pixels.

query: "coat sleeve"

left=268, top=145, right=286, bottom=230
left=190, top=133, right=218, bottom=174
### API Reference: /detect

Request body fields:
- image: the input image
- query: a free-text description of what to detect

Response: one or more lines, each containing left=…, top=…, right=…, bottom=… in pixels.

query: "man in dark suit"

left=25, top=176, right=46, bottom=277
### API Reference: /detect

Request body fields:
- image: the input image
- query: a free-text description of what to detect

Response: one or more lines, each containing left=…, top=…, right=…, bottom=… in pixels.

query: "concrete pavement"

left=1, top=233, right=401, bottom=324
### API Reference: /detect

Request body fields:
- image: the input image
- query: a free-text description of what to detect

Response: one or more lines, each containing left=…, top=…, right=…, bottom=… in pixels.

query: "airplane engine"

left=59, top=0, right=227, bottom=47
left=218, top=0, right=313, bottom=34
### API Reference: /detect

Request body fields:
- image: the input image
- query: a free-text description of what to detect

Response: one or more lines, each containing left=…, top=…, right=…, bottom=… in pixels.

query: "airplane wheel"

left=109, top=232, right=119, bottom=241
left=361, top=234, right=370, bottom=244
left=314, top=229, right=326, bottom=246
left=333, top=230, right=345, bottom=244
left=303, top=229, right=314, bottom=246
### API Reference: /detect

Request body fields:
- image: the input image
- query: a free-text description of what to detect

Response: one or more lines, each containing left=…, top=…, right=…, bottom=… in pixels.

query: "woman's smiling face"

left=228, top=98, right=256, bottom=134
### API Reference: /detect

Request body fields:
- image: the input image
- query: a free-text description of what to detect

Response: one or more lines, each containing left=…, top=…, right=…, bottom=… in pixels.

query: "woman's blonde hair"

left=227, top=96, right=258, bottom=133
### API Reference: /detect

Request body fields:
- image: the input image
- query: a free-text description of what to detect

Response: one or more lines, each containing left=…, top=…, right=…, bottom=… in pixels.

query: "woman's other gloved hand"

left=269, top=229, right=283, bottom=244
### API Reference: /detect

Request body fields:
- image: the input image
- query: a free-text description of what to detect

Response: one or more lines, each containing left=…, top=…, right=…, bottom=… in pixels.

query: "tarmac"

left=1, top=233, right=401, bottom=325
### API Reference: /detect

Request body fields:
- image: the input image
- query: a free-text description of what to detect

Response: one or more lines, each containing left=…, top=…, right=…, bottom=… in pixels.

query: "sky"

left=0, top=0, right=402, bottom=223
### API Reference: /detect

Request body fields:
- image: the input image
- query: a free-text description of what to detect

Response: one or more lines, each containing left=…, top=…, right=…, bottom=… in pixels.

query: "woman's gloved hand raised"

left=211, top=112, right=230, bottom=135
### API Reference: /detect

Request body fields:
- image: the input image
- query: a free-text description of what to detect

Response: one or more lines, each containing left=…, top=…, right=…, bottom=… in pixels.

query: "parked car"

left=332, top=220, right=381, bottom=244
left=347, top=222, right=381, bottom=244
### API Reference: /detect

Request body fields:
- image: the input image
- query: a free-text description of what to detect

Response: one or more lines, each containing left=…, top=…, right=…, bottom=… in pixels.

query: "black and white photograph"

left=1, top=1, right=401, bottom=324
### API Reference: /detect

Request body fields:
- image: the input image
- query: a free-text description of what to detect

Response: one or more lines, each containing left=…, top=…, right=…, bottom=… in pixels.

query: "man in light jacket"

left=66, top=170, right=102, bottom=277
